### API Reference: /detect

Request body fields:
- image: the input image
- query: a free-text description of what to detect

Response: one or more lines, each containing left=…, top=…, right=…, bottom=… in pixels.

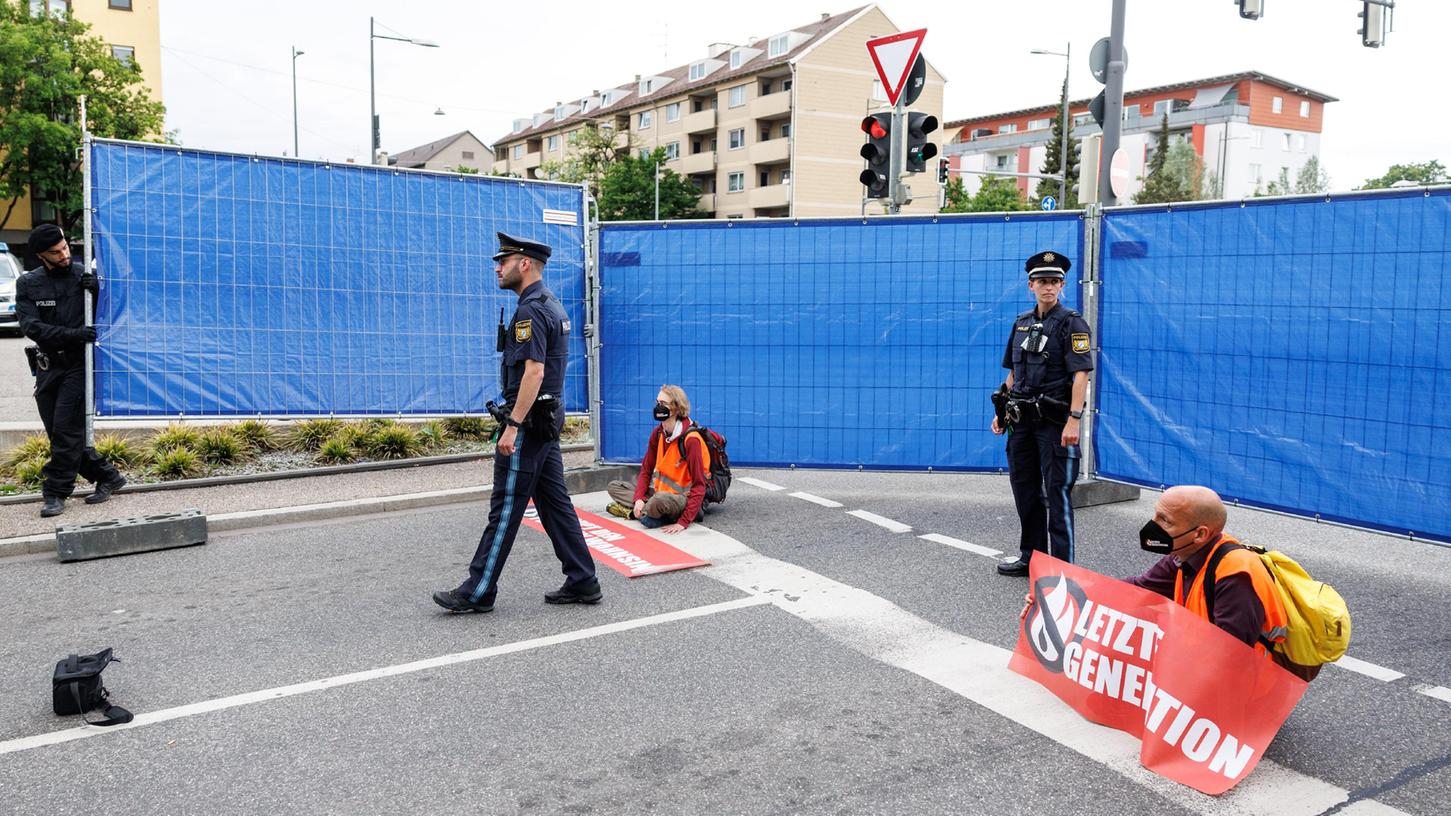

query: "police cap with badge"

left=1025, top=250, right=1070, bottom=280
left=492, top=231, right=552, bottom=264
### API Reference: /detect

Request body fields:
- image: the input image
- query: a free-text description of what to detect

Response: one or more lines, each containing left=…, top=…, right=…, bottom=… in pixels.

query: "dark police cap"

left=28, top=223, right=65, bottom=254
left=1025, top=250, right=1071, bottom=279
left=492, top=231, right=552, bottom=264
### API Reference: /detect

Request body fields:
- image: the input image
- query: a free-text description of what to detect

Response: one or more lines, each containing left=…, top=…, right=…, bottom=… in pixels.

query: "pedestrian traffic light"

left=1237, top=0, right=1263, bottom=21
left=937, top=157, right=950, bottom=184
left=904, top=112, right=938, bottom=174
left=1359, top=1, right=1387, bottom=47
left=859, top=113, right=892, bottom=198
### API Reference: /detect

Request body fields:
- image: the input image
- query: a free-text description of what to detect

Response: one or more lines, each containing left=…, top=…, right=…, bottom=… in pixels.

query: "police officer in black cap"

left=15, top=224, right=126, bottom=518
left=433, top=232, right=600, bottom=613
left=992, top=250, right=1092, bottom=576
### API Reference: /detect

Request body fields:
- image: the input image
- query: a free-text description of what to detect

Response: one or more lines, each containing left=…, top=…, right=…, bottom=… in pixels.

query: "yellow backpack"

left=1205, top=543, right=1351, bottom=668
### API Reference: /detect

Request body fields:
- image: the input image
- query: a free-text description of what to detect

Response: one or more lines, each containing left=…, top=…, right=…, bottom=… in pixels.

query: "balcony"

left=748, top=184, right=790, bottom=209
left=519, top=151, right=543, bottom=170
left=695, top=193, right=716, bottom=213
left=683, top=108, right=716, bottom=134
left=748, top=137, right=790, bottom=166
left=680, top=150, right=716, bottom=175
left=749, top=90, right=791, bottom=120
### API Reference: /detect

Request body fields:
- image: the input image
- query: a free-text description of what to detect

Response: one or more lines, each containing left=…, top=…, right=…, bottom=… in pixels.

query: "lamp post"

left=291, top=46, right=304, bottom=157
left=370, top=17, right=439, bottom=164
left=1030, top=43, right=1071, bottom=204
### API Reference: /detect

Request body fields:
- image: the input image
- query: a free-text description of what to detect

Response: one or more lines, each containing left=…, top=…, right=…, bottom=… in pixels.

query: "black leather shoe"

left=84, top=475, right=127, bottom=505
left=40, top=496, right=65, bottom=518
left=545, top=580, right=603, bottom=605
left=432, top=589, right=494, bottom=613
left=996, top=559, right=1030, bottom=577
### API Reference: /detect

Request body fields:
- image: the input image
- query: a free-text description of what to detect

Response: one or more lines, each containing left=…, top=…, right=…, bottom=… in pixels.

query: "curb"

left=0, top=442, right=597, bottom=506
left=0, top=463, right=636, bottom=561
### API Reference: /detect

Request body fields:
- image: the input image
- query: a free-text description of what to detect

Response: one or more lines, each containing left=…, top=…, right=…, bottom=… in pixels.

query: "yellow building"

left=2, top=0, right=164, bottom=246
left=492, top=5, right=945, bottom=219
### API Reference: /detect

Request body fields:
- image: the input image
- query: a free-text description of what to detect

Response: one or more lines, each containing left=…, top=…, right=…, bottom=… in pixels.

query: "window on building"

left=546, top=135, right=559, bottom=152
left=760, top=171, right=770, bottom=187
left=781, top=123, right=791, bottom=139
left=692, top=98, right=705, bottom=113
left=1249, top=163, right=1263, bottom=184
left=1028, top=118, right=1051, bottom=131
left=639, top=111, right=652, bottom=129
left=512, top=144, right=523, bottom=160
left=761, top=80, right=773, bottom=95
left=999, top=123, right=1018, bottom=134
left=665, top=142, right=680, bottom=160
left=782, top=78, right=793, bottom=91
left=730, top=50, right=744, bottom=69
left=462, top=151, right=475, bottom=159
left=690, top=63, right=707, bottom=81
left=994, top=154, right=1015, bottom=170
left=666, top=103, right=681, bottom=122
left=781, top=169, right=791, bottom=185
left=1299, top=100, right=1311, bottom=118
left=554, top=105, right=567, bottom=121
left=1252, top=130, right=1264, bottom=148
left=728, top=128, right=745, bottom=150
left=109, top=0, right=131, bottom=9
left=568, top=130, right=579, bottom=145
left=728, top=172, right=745, bottom=192
left=1282, top=132, right=1292, bottom=150
left=111, top=45, right=135, bottom=67
left=1295, top=134, right=1306, bottom=152
left=580, top=98, right=592, bottom=113
left=871, top=80, right=886, bottom=102
left=1073, top=113, right=1093, bottom=127
left=729, top=85, right=746, bottom=107
left=31, top=0, right=68, bottom=18
left=1272, top=96, right=1283, bottom=114
left=692, top=138, right=704, bottom=154
left=769, top=34, right=790, bottom=57
left=760, top=128, right=771, bottom=142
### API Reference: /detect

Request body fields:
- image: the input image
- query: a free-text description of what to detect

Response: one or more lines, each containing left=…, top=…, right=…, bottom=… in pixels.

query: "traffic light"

left=937, top=157, right=950, bottom=184
left=859, top=113, right=892, bottom=198
left=1237, top=0, right=1263, bottom=20
left=1359, top=1, right=1387, bottom=47
left=904, top=112, right=939, bottom=173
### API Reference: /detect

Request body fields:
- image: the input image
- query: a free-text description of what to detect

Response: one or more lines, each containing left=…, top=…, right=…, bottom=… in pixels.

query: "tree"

left=950, top=174, right=1028, bottom=213
left=941, top=175, right=970, bottom=213
left=1294, top=156, right=1330, bottom=194
left=0, top=2, right=166, bottom=234
left=539, top=121, right=635, bottom=197
left=1032, top=80, right=1080, bottom=209
left=1261, top=167, right=1292, bottom=197
left=596, top=147, right=706, bottom=221
left=1357, top=160, right=1448, bottom=190
left=451, top=165, right=479, bottom=175
left=1133, top=114, right=1201, bottom=204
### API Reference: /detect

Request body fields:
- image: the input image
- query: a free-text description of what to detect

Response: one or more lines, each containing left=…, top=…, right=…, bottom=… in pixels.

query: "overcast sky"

left=158, top=0, right=1444, bottom=189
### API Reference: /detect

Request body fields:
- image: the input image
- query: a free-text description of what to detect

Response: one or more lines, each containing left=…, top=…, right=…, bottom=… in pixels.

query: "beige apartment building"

left=491, top=5, right=945, bottom=219
left=1, top=0, right=164, bottom=245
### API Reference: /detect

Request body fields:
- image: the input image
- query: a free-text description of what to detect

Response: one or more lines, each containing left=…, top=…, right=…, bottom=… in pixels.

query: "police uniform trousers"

left=1006, top=417, right=1079, bottom=563
left=458, top=428, right=597, bottom=605
left=34, top=361, right=119, bottom=499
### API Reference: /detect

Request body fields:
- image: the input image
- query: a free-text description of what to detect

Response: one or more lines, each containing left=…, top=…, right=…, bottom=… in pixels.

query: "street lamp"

left=369, top=17, right=439, bottom=164
left=291, top=46, right=304, bottom=157
left=1030, top=43, right=1071, bottom=205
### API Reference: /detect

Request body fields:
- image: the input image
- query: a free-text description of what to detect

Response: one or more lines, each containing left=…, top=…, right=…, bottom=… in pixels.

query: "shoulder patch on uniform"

left=561, top=319, right=571, bottom=335
left=514, top=319, right=532, bottom=343
left=1071, top=332, right=1090, bottom=353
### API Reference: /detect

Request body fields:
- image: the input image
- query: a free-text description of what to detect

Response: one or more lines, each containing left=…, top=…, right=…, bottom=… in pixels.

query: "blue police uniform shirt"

left=502, top=280, right=570, bottom=401
left=1002, top=302, right=1093, bottom=399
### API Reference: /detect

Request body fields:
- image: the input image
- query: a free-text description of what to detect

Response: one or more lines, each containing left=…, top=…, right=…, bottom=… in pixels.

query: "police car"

left=0, top=250, right=20, bottom=335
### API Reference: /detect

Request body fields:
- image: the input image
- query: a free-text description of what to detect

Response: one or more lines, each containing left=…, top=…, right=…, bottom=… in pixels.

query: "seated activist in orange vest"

left=605, top=385, right=709, bottom=534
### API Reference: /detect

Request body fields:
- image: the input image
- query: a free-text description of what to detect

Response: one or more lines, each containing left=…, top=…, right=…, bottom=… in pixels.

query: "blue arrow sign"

left=1041, top=196, right=1057, bottom=211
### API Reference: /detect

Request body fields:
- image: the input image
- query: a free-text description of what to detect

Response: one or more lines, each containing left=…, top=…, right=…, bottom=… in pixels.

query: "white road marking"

left=1413, top=684, right=1451, bottom=704
left=1333, top=655, right=1406, bottom=683
left=789, top=491, right=844, bottom=508
left=846, top=510, right=912, bottom=533
left=0, top=595, right=771, bottom=756
left=737, top=476, right=786, bottom=491
left=568, top=492, right=1409, bottom=816
left=918, top=532, right=1003, bottom=558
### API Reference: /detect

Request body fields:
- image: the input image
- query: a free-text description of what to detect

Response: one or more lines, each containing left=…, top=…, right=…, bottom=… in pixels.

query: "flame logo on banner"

left=1024, top=573, right=1088, bottom=673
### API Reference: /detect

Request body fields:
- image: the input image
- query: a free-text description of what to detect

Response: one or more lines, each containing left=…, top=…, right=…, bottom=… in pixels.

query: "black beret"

left=28, top=223, right=65, bottom=254
left=1025, top=250, right=1071, bottom=279
left=492, top=231, right=552, bottom=264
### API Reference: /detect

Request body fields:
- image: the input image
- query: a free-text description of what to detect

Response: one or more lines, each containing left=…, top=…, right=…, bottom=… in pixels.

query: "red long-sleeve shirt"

left=633, top=421, right=709, bottom=528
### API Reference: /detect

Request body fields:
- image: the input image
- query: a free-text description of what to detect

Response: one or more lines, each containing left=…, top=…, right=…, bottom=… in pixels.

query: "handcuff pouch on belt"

left=486, top=393, right=562, bottom=442
left=1004, top=392, right=1069, bottom=426
left=24, top=346, right=48, bottom=376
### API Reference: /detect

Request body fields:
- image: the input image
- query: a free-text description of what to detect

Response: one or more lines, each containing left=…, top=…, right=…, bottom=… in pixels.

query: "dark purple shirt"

left=1124, top=536, right=1266, bottom=647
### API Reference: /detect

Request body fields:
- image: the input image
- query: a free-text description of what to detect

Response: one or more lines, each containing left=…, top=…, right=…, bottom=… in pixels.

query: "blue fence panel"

left=598, top=213, right=1084, bottom=469
left=89, top=141, right=588, bottom=416
left=1095, top=190, right=1451, bottom=544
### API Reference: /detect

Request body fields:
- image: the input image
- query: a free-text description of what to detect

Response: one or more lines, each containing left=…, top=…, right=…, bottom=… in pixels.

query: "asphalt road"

left=0, top=469, right=1445, bottom=815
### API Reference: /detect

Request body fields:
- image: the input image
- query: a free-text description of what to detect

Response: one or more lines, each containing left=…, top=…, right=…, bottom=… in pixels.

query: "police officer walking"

left=15, top=224, right=126, bottom=518
left=992, top=250, right=1092, bottom=576
left=433, top=232, right=600, bottom=613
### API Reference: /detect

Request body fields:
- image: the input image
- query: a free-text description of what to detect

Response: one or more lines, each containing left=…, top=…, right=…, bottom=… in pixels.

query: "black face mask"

left=1139, top=519, right=1198, bottom=555
left=653, top=403, right=671, bottom=422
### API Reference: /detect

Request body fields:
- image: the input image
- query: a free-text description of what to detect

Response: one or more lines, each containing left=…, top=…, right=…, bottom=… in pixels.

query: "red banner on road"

left=1009, top=554, right=1307, bottom=794
left=522, top=506, right=709, bottom=578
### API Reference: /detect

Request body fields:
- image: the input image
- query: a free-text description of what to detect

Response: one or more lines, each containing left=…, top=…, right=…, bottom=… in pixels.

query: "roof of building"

left=495, top=6, right=870, bottom=145
left=944, top=70, right=1338, bottom=129
left=391, top=130, right=488, bottom=167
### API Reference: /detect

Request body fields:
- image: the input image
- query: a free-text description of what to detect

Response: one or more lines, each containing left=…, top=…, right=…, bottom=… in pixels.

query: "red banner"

left=522, top=506, right=709, bottom=578
left=1009, top=553, right=1307, bottom=794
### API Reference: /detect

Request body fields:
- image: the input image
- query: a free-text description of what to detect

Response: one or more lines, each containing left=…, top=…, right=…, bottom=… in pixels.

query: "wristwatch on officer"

left=1069, top=409, right=1084, bottom=420
left=505, top=416, right=524, bottom=429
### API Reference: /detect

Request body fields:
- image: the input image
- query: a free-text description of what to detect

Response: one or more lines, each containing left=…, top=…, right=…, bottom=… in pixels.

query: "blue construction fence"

left=597, top=190, right=1450, bottom=544
left=88, top=140, right=589, bottom=416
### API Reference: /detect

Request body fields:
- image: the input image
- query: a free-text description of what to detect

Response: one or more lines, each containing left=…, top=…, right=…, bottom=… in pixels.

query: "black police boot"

left=431, top=589, right=494, bottom=614
left=545, top=579, right=603, bottom=605
left=84, top=475, right=127, bottom=505
left=40, top=495, right=65, bottom=518
left=996, top=559, right=1030, bottom=577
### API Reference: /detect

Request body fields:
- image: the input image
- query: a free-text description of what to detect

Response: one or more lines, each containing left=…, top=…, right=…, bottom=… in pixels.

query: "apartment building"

left=491, top=5, right=945, bottom=219
left=1, top=0, right=164, bottom=246
left=944, top=71, right=1336, bottom=203
left=391, top=131, right=493, bottom=173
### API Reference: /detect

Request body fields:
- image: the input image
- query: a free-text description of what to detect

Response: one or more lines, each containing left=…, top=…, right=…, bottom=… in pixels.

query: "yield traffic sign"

left=866, top=29, right=926, bottom=107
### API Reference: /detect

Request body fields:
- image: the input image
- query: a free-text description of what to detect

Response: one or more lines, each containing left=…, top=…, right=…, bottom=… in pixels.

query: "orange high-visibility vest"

left=1174, top=535, right=1290, bottom=657
left=651, top=425, right=711, bottom=496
